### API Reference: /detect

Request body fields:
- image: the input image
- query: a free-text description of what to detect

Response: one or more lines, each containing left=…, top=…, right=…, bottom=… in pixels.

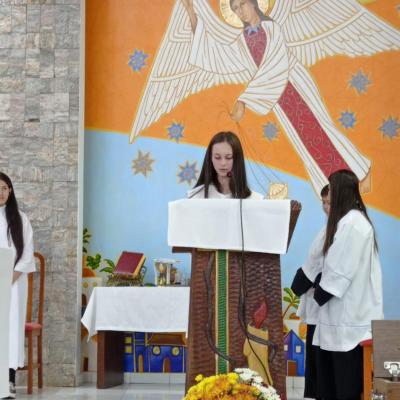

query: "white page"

left=168, top=199, right=291, bottom=254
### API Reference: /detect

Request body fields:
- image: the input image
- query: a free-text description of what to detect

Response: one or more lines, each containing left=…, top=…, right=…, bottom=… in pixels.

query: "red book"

left=114, top=251, right=146, bottom=278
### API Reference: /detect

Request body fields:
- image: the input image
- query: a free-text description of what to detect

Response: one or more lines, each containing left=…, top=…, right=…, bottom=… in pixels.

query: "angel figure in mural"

left=130, top=0, right=400, bottom=194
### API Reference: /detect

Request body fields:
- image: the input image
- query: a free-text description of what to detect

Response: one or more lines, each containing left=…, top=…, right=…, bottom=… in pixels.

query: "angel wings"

left=130, top=0, right=400, bottom=142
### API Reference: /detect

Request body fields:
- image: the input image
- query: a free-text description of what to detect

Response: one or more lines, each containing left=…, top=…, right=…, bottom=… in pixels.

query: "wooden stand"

left=175, top=201, right=301, bottom=399
left=373, top=378, right=400, bottom=400
left=372, top=320, right=400, bottom=400
left=97, top=331, right=125, bottom=389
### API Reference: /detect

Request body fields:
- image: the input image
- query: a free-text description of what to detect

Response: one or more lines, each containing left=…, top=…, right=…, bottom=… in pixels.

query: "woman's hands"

left=231, top=100, right=245, bottom=122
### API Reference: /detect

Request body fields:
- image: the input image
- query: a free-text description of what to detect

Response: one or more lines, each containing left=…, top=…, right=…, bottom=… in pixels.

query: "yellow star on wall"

left=131, top=150, right=155, bottom=177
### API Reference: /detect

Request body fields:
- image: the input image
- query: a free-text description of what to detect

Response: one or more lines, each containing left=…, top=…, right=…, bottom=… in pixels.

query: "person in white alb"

left=291, top=184, right=329, bottom=400
left=0, top=173, right=35, bottom=399
left=312, top=170, right=383, bottom=400
left=187, top=131, right=263, bottom=200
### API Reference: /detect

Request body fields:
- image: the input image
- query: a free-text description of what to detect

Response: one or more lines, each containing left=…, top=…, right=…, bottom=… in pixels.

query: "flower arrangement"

left=184, top=368, right=281, bottom=400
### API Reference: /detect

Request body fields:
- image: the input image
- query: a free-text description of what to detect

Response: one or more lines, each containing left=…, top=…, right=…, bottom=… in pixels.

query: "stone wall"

left=0, top=0, right=82, bottom=386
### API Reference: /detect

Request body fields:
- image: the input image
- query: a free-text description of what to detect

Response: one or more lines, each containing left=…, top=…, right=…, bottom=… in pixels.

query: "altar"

left=81, top=286, right=190, bottom=388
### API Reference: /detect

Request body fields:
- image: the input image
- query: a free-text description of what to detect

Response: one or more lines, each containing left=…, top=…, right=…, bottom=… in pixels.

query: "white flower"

left=240, top=372, right=253, bottom=382
left=235, top=368, right=255, bottom=375
left=234, top=368, right=280, bottom=399
left=235, top=368, right=260, bottom=383
left=253, top=383, right=280, bottom=400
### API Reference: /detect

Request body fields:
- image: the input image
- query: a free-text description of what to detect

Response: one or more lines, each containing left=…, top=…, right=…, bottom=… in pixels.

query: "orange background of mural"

left=85, top=0, right=400, bottom=217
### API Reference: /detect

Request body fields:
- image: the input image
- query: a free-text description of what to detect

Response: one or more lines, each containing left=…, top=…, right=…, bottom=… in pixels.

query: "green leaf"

left=283, top=296, right=292, bottom=303
left=86, top=253, right=102, bottom=270
left=100, top=267, right=114, bottom=274
left=104, top=259, right=116, bottom=268
left=283, top=287, right=292, bottom=295
left=82, top=228, right=91, bottom=242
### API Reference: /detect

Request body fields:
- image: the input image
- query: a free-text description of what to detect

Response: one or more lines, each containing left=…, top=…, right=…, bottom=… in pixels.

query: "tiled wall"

left=0, top=0, right=81, bottom=386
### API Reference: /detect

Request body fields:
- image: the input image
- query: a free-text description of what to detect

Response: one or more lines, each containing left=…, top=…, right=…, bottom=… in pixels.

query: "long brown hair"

left=322, top=170, right=377, bottom=255
left=194, top=131, right=252, bottom=198
left=0, top=172, right=24, bottom=265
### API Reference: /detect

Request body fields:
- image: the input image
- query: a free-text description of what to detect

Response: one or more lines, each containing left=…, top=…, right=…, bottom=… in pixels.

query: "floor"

left=14, top=383, right=305, bottom=400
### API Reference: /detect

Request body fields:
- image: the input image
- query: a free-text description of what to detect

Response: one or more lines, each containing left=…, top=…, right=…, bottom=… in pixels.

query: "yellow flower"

left=227, top=372, right=239, bottom=385
left=195, top=374, right=204, bottom=382
left=184, top=371, right=275, bottom=400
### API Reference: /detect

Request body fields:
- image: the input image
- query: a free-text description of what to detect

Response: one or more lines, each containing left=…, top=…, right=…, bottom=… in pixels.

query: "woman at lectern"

left=0, top=172, right=35, bottom=399
left=312, top=170, right=383, bottom=400
left=188, top=131, right=263, bottom=200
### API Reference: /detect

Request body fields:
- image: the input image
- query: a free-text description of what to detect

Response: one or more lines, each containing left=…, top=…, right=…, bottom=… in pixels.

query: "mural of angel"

left=130, top=0, right=400, bottom=194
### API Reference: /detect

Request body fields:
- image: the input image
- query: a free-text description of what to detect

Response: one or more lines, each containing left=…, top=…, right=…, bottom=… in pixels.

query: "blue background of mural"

left=84, top=131, right=400, bottom=319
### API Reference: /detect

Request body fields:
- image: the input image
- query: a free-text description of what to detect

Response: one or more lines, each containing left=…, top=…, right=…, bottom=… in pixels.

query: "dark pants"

left=9, top=369, right=15, bottom=384
left=304, top=324, right=320, bottom=399
left=316, top=345, right=363, bottom=400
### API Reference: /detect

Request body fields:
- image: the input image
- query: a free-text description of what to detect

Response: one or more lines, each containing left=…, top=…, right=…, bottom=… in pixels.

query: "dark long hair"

left=0, top=172, right=24, bottom=265
left=322, top=170, right=377, bottom=256
left=194, top=131, right=252, bottom=198
left=229, top=0, right=272, bottom=27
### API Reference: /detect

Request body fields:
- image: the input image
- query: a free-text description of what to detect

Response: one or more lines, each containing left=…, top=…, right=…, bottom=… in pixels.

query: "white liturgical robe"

left=0, top=206, right=35, bottom=369
left=187, top=184, right=263, bottom=200
left=313, top=210, right=383, bottom=352
left=297, top=226, right=325, bottom=325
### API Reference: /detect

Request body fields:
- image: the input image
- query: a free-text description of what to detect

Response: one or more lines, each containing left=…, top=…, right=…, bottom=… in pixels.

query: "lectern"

left=168, top=199, right=301, bottom=398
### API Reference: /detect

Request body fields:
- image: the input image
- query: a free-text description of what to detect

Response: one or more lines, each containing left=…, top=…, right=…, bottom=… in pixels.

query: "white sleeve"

left=238, top=22, right=289, bottom=115
left=302, top=227, right=325, bottom=282
left=319, top=222, right=367, bottom=299
left=14, top=213, right=35, bottom=273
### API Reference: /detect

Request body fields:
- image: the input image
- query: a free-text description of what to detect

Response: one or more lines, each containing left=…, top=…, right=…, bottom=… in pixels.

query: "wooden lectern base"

left=183, top=250, right=287, bottom=396
left=97, top=331, right=125, bottom=388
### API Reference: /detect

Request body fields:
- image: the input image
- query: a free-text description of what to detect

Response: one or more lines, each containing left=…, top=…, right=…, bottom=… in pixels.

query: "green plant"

left=100, top=259, right=116, bottom=274
left=83, top=228, right=91, bottom=254
left=83, top=228, right=116, bottom=275
left=282, top=287, right=300, bottom=320
left=86, top=253, right=102, bottom=271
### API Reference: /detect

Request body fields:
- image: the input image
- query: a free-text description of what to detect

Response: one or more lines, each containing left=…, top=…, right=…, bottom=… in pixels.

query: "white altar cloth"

left=81, top=287, right=190, bottom=338
left=168, top=199, right=291, bottom=254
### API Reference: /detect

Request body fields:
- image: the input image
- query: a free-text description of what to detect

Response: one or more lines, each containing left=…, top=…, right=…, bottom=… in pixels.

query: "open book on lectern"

left=168, top=199, right=291, bottom=255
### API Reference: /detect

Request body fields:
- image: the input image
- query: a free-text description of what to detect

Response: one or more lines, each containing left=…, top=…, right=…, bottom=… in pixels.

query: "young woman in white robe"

left=0, top=173, right=35, bottom=399
left=312, top=170, right=383, bottom=400
left=187, top=131, right=263, bottom=199
left=291, top=184, right=329, bottom=399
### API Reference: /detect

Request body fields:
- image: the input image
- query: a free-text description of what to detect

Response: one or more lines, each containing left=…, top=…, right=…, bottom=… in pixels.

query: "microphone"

left=227, top=171, right=232, bottom=178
